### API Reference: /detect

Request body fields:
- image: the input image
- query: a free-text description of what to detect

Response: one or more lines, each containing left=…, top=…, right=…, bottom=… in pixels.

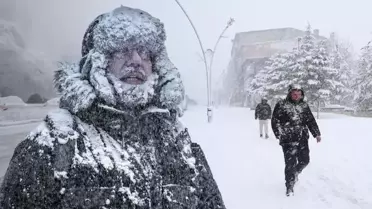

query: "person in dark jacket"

left=271, top=85, right=321, bottom=196
left=0, top=6, right=225, bottom=209
left=255, top=97, right=272, bottom=138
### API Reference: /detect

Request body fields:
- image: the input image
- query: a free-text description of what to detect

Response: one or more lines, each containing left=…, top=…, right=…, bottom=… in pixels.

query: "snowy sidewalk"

left=182, top=106, right=372, bottom=209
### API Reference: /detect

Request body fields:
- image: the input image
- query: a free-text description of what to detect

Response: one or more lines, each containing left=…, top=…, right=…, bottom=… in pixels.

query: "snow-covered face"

left=56, top=6, right=185, bottom=114
left=107, top=49, right=158, bottom=108
left=108, top=49, right=153, bottom=85
left=290, top=90, right=302, bottom=102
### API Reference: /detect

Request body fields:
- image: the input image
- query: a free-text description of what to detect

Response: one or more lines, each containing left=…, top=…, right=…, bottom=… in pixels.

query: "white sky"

left=15, top=0, right=372, bottom=104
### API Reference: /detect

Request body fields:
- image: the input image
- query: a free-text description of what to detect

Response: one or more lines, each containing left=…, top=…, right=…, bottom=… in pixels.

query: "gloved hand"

left=316, top=136, right=321, bottom=143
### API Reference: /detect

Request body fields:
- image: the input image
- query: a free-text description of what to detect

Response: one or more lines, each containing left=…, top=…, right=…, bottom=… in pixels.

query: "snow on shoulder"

left=27, top=109, right=78, bottom=149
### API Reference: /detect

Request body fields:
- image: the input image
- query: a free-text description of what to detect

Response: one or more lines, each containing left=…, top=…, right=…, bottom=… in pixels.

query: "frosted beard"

left=108, top=71, right=159, bottom=109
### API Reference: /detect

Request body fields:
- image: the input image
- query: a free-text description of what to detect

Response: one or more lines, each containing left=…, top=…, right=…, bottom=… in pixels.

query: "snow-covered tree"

left=290, top=24, right=318, bottom=101
left=354, top=41, right=372, bottom=111
left=249, top=52, right=297, bottom=100
left=305, top=39, right=343, bottom=104
left=249, top=24, right=351, bottom=108
left=288, top=25, right=341, bottom=105
left=328, top=40, right=355, bottom=105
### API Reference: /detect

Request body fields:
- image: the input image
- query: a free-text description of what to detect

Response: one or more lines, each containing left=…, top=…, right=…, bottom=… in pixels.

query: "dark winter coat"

left=255, top=103, right=272, bottom=120
left=0, top=107, right=224, bottom=209
left=0, top=6, right=225, bottom=209
left=271, top=93, right=320, bottom=145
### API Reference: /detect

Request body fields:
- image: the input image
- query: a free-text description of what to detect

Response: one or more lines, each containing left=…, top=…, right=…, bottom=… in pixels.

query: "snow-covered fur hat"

left=288, top=84, right=303, bottom=92
left=81, top=7, right=166, bottom=58
left=287, top=84, right=305, bottom=101
left=55, top=6, right=184, bottom=114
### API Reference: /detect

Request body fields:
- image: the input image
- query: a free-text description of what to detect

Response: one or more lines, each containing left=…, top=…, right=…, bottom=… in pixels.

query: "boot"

left=286, top=187, right=294, bottom=196
left=286, top=180, right=295, bottom=196
left=260, top=134, right=263, bottom=138
left=265, top=134, right=269, bottom=139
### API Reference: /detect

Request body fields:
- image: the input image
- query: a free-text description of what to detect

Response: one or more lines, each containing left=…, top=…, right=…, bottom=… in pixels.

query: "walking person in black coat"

left=271, top=85, right=321, bottom=196
left=255, top=97, right=272, bottom=139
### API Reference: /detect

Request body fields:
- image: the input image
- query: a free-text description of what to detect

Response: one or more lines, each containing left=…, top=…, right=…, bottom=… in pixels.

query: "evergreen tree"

left=354, top=41, right=372, bottom=111
left=329, top=42, right=354, bottom=105
left=250, top=24, right=348, bottom=107
left=291, top=24, right=317, bottom=102
left=249, top=52, right=296, bottom=100
left=292, top=25, right=342, bottom=105
left=308, top=39, right=342, bottom=104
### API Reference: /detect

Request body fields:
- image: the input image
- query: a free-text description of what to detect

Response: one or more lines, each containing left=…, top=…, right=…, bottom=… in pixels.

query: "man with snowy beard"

left=0, top=6, right=225, bottom=209
left=271, top=85, right=321, bottom=196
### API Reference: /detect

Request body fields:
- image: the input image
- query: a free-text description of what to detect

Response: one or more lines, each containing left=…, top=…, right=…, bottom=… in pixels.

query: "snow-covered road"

left=0, top=106, right=371, bottom=208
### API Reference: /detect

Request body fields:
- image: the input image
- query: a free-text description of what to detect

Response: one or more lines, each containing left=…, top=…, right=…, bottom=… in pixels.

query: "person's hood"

left=54, top=6, right=184, bottom=116
left=286, top=84, right=305, bottom=103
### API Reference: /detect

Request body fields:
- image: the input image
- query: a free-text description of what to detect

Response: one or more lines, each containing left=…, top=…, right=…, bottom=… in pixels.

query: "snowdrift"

left=0, top=96, right=25, bottom=106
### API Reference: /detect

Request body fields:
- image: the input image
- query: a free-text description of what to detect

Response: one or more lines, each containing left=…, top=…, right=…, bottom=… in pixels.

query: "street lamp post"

left=207, top=18, right=235, bottom=113
left=173, top=0, right=234, bottom=123
left=173, top=0, right=212, bottom=123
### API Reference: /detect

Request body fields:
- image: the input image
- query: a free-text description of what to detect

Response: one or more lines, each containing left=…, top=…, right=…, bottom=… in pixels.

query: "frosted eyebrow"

left=111, top=49, right=131, bottom=59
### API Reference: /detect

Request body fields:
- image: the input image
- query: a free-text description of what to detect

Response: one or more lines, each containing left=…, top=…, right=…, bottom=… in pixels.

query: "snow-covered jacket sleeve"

left=304, top=105, right=321, bottom=138
left=191, top=142, right=226, bottom=209
left=255, top=104, right=260, bottom=119
left=0, top=138, right=59, bottom=209
left=171, top=124, right=225, bottom=209
left=271, top=102, right=282, bottom=139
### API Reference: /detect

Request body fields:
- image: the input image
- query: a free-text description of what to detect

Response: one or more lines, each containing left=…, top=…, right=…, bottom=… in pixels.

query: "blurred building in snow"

left=220, top=27, right=334, bottom=107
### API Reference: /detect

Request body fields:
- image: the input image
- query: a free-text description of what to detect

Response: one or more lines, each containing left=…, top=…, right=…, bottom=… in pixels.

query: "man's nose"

left=130, top=50, right=142, bottom=65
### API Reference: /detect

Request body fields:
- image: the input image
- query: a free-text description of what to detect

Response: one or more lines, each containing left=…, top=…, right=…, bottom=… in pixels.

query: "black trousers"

left=281, top=140, right=310, bottom=188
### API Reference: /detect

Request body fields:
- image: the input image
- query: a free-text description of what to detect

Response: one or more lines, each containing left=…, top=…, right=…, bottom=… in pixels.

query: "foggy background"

left=1, top=0, right=372, bottom=104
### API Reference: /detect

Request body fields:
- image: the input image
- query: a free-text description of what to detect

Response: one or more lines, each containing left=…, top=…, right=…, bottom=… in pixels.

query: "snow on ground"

left=181, top=106, right=372, bottom=209
left=0, top=105, right=55, bottom=122
left=0, top=105, right=371, bottom=208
